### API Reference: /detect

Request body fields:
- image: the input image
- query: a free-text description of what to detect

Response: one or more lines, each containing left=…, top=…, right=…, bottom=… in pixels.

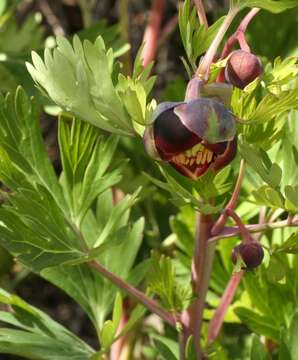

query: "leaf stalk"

left=88, top=260, right=178, bottom=328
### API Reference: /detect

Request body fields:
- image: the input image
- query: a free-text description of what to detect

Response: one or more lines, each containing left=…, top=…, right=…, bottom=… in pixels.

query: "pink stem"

left=141, top=0, right=165, bottom=67
left=207, top=270, right=244, bottom=344
left=196, top=8, right=239, bottom=80
left=212, top=160, right=246, bottom=236
left=208, top=215, right=298, bottom=244
left=110, top=299, right=130, bottom=360
left=193, top=0, right=208, bottom=28
left=89, top=260, right=177, bottom=328
left=216, top=8, right=260, bottom=82
left=181, top=213, right=215, bottom=359
left=226, top=209, right=254, bottom=243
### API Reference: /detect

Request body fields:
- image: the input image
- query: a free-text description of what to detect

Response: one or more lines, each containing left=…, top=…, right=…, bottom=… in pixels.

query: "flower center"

left=170, top=143, right=215, bottom=178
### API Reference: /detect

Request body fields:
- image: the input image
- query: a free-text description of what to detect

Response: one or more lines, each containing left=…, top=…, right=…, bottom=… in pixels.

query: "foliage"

left=0, top=288, right=94, bottom=359
left=26, top=35, right=156, bottom=136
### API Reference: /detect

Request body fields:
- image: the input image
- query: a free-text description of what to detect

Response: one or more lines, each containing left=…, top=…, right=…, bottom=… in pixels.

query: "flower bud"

left=231, top=241, right=264, bottom=269
left=143, top=99, right=237, bottom=179
left=225, top=50, right=263, bottom=89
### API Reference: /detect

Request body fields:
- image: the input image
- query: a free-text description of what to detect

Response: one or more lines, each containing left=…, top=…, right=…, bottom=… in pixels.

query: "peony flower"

left=143, top=98, right=237, bottom=179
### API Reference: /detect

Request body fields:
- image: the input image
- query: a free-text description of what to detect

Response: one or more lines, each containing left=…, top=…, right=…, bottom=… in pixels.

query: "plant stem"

left=88, top=260, right=177, bottom=328
left=78, top=0, right=95, bottom=28
left=212, top=159, right=246, bottom=236
left=118, top=0, right=132, bottom=75
left=196, top=7, right=239, bottom=80
left=141, top=0, right=165, bottom=67
left=216, top=8, right=260, bottom=81
left=193, top=0, right=208, bottom=28
left=207, top=270, right=244, bottom=344
left=38, top=0, right=65, bottom=36
left=220, top=8, right=260, bottom=59
left=208, top=215, right=298, bottom=244
left=182, top=213, right=215, bottom=359
left=226, top=209, right=254, bottom=243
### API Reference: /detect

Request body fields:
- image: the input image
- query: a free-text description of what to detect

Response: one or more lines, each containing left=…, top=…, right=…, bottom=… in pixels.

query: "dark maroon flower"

left=143, top=98, right=237, bottom=179
left=225, top=50, right=263, bottom=89
left=231, top=241, right=264, bottom=269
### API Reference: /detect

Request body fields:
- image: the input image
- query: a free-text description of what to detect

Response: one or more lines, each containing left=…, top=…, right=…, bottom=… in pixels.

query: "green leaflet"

left=230, top=0, right=298, bottom=13
left=0, top=288, right=94, bottom=360
left=26, top=35, right=155, bottom=136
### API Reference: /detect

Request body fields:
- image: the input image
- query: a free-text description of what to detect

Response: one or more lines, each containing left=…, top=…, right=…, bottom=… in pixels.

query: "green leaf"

left=253, top=185, right=285, bottom=209
left=230, top=0, right=298, bottom=13
left=112, top=293, right=123, bottom=331
left=239, top=142, right=283, bottom=188
left=288, top=311, right=298, bottom=359
left=250, top=335, right=271, bottom=360
left=0, top=87, right=65, bottom=208
left=58, top=115, right=123, bottom=226
left=285, top=185, right=298, bottom=211
left=100, top=320, right=116, bottom=350
left=247, top=89, right=298, bottom=124
left=234, top=307, right=280, bottom=341
left=145, top=164, right=224, bottom=214
left=0, top=14, right=43, bottom=52
left=42, top=216, right=145, bottom=331
left=147, top=254, right=191, bottom=311
left=150, top=334, right=179, bottom=360
left=274, top=232, right=298, bottom=254
left=27, top=35, right=134, bottom=136
left=0, top=181, right=85, bottom=272
left=93, top=187, right=141, bottom=248
left=178, top=0, right=225, bottom=69
left=0, top=288, right=94, bottom=360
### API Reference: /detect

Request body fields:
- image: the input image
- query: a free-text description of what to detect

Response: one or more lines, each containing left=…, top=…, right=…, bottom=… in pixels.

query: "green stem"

left=196, top=7, right=239, bottom=81
left=78, top=0, right=95, bottom=28
left=118, top=0, right=132, bottom=75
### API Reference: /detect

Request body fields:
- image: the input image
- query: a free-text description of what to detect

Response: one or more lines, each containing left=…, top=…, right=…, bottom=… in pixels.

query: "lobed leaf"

left=0, top=288, right=94, bottom=360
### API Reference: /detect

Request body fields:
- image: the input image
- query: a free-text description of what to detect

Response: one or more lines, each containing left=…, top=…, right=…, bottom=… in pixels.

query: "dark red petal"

left=211, top=137, right=237, bottom=171
left=154, top=108, right=200, bottom=160
left=143, top=125, right=162, bottom=160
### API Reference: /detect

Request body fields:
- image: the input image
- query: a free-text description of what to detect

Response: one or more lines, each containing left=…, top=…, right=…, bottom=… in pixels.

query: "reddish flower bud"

left=225, top=50, right=263, bottom=89
left=143, top=99, right=237, bottom=179
left=231, top=241, right=264, bottom=269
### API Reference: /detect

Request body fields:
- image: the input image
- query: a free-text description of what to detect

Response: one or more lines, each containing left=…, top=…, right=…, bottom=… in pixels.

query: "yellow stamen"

left=207, top=150, right=213, bottom=163
left=196, top=152, right=202, bottom=164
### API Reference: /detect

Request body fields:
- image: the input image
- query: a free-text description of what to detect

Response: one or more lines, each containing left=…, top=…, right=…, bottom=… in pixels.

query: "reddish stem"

left=181, top=213, right=215, bottom=359
left=216, top=8, right=260, bottom=82
left=193, top=0, right=208, bottom=28
left=159, top=15, right=178, bottom=45
left=212, top=160, right=245, bottom=236
left=207, top=270, right=244, bottom=344
left=110, top=299, right=130, bottom=360
left=89, top=260, right=177, bottom=328
left=226, top=209, right=254, bottom=243
left=208, top=215, right=298, bottom=244
left=141, top=0, right=165, bottom=67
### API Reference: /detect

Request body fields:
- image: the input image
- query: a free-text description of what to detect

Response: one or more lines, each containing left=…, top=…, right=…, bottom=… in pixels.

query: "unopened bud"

left=225, top=50, right=263, bottom=89
left=231, top=241, right=264, bottom=269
